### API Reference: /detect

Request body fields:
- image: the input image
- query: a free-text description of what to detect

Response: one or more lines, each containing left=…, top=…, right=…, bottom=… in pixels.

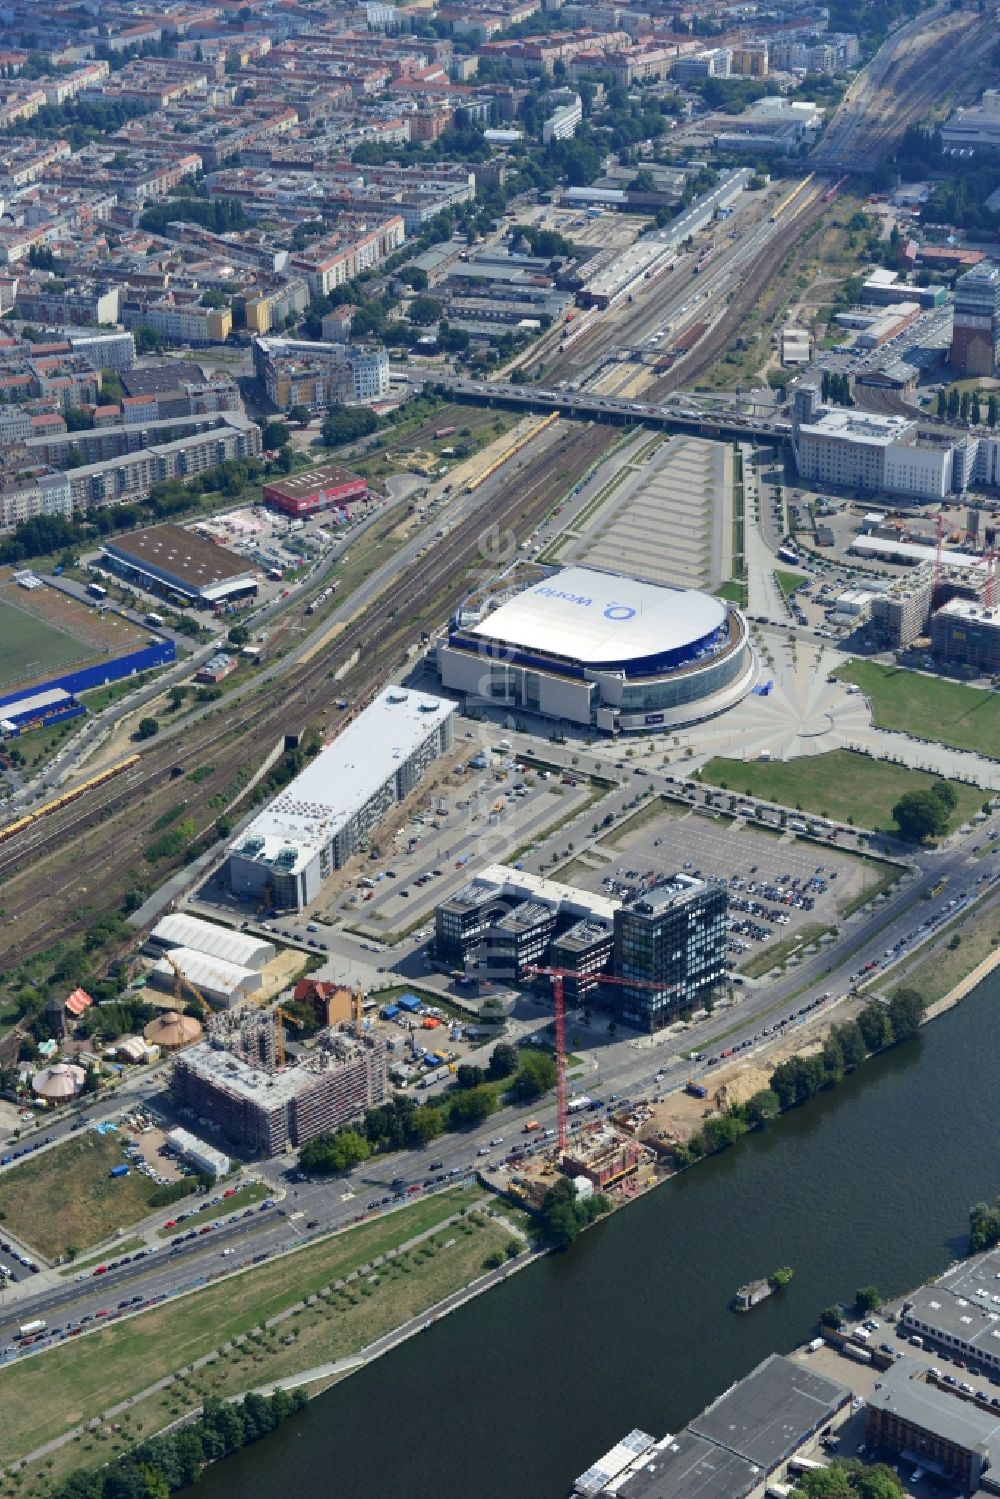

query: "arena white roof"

left=149, top=913, right=275, bottom=971
left=470, top=568, right=726, bottom=665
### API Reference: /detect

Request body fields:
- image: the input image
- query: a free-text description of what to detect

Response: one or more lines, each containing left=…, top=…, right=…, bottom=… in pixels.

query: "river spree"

left=190, top=973, right=1000, bottom=1499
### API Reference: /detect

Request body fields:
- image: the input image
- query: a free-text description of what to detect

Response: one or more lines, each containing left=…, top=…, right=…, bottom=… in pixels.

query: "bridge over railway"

left=428, top=378, right=786, bottom=448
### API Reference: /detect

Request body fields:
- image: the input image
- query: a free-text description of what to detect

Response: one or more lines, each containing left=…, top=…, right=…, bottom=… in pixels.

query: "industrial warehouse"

left=437, top=566, right=755, bottom=733
left=227, top=687, right=456, bottom=910
left=262, top=465, right=368, bottom=518
left=101, top=523, right=260, bottom=609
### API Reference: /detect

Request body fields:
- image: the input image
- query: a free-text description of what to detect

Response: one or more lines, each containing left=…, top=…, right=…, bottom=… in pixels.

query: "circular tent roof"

left=32, top=1062, right=86, bottom=1100
left=143, top=1010, right=203, bottom=1049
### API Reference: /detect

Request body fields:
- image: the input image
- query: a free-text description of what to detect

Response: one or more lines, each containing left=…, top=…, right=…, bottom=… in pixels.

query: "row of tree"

left=891, top=779, right=958, bottom=843
left=299, top=1044, right=557, bottom=1174
left=821, top=371, right=854, bottom=407
left=936, top=387, right=1000, bottom=427
left=969, top=1193, right=1000, bottom=1254
left=51, top=1391, right=308, bottom=1499
left=671, top=990, right=925, bottom=1170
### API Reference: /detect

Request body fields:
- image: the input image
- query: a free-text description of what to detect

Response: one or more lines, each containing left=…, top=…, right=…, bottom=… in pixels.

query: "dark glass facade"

left=612, top=883, right=727, bottom=1032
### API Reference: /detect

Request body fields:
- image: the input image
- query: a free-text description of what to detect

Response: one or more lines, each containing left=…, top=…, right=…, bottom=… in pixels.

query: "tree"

left=887, top=987, right=924, bottom=1041
left=487, top=1041, right=518, bottom=1080
left=228, top=624, right=250, bottom=646
left=969, top=1195, right=1000, bottom=1253
left=260, top=420, right=290, bottom=451
left=455, top=1063, right=485, bottom=1090
left=891, top=786, right=951, bottom=841
left=510, top=1049, right=557, bottom=1101
left=298, top=1127, right=371, bottom=1173
left=136, top=717, right=159, bottom=740
left=947, top=388, right=960, bottom=420
left=743, top=1088, right=780, bottom=1126
left=408, top=294, right=444, bottom=326
left=857, top=1000, right=893, bottom=1053
left=989, top=393, right=998, bottom=429
left=770, top=1054, right=824, bottom=1108
left=447, top=1086, right=494, bottom=1128
left=855, top=1285, right=882, bottom=1314
left=834, top=1020, right=867, bottom=1071
left=289, top=404, right=311, bottom=427
left=819, top=1304, right=845, bottom=1329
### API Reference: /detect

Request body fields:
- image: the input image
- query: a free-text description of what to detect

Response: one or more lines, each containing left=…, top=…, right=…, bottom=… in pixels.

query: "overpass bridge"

left=431, top=378, right=790, bottom=447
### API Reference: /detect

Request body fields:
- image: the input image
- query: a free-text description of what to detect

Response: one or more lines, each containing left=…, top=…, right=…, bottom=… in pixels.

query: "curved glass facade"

left=617, top=637, right=751, bottom=713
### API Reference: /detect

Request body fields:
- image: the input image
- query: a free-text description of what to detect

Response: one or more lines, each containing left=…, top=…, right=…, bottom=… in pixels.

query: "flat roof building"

left=794, top=408, right=917, bottom=493
left=262, top=465, right=368, bottom=517
left=609, top=1355, right=852, bottom=1499
left=613, top=876, right=727, bottom=1032
left=228, top=688, right=455, bottom=911
left=865, top=1356, right=1000, bottom=1493
left=103, top=522, right=259, bottom=607
left=931, top=597, right=1000, bottom=674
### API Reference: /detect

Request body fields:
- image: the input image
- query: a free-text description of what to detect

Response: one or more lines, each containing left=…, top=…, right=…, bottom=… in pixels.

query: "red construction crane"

left=522, top=965, right=679, bottom=1154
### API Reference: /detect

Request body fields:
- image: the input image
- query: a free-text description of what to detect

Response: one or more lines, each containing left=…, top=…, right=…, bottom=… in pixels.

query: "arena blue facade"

left=0, top=638, right=176, bottom=716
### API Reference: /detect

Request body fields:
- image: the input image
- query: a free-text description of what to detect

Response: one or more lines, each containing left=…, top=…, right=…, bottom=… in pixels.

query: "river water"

left=190, top=974, right=999, bottom=1499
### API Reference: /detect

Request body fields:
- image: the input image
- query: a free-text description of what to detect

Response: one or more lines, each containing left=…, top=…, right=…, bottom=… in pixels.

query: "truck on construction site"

left=523, top=1120, right=540, bottom=1133
left=109, top=1164, right=130, bottom=1179
left=566, top=1096, right=591, bottom=1115
left=685, top=1080, right=708, bottom=1099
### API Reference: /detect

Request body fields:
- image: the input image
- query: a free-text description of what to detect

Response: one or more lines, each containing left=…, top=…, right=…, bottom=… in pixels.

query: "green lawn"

left=716, top=580, right=749, bottom=607
left=774, top=569, right=808, bottom=595
left=0, top=1186, right=482, bottom=1466
left=836, top=660, right=1000, bottom=760
left=0, top=597, right=91, bottom=690
left=697, top=750, right=983, bottom=836
left=0, top=1132, right=164, bottom=1261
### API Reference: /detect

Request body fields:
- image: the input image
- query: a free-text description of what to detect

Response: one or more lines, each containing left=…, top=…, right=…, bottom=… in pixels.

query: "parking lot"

left=565, top=800, right=886, bottom=971
left=324, top=747, right=601, bottom=936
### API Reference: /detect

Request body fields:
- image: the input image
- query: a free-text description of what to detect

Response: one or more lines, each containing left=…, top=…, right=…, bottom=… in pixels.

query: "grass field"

left=0, top=1186, right=486, bottom=1467
left=890, top=893, right=1000, bottom=1006
left=697, top=750, right=983, bottom=836
left=0, top=1132, right=164, bottom=1260
left=774, top=569, right=808, bottom=595
left=0, top=597, right=90, bottom=690
left=716, top=580, right=749, bottom=607
left=836, top=660, right=1000, bottom=760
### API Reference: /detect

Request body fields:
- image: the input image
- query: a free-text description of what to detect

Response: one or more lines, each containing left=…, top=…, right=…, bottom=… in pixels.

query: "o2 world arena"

left=436, top=565, right=755, bottom=734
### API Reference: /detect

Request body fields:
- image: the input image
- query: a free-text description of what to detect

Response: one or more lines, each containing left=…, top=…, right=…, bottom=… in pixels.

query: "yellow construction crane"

left=274, top=1005, right=303, bottom=1068
left=163, top=951, right=213, bottom=1019
left=352, top=984, right=366, bottom=1039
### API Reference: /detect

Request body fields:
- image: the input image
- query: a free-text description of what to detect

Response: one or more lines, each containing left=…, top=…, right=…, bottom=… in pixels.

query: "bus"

left=87, top=583, right=108, bottom=600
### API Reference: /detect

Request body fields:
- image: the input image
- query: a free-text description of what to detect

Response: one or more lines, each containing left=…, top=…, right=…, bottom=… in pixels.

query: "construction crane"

left=522, top=965, right=682, bottom=1154
left=162, top=951, right=213, bottom=1020
left=352, top=985, right=366, bottom=1039
left=274, top=1006, right=303, bottom=1069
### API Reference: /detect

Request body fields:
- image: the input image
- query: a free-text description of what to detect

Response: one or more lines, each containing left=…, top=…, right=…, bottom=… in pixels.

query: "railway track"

left=0, top=421, right=616, bottom=968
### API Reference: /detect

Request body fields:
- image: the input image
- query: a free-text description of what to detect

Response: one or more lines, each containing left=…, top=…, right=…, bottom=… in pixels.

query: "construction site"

left=170, top=1000, right=388, bottom=1158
